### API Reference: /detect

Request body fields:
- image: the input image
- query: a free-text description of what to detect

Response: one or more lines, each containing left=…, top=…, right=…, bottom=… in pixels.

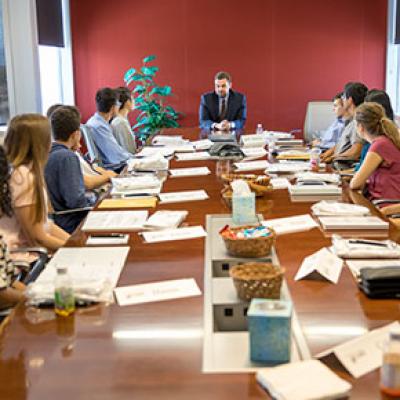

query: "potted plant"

left=124, top=55, right=180, bottom=144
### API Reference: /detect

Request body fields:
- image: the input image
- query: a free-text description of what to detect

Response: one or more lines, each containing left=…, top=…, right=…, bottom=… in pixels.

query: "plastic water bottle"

left=381, top=329, right=400, bottom=397
left=310, top=147, right=321, bottom=172
left=256, top=124, right=263, bottom=135
left=54, top=266, right=75, bottom=317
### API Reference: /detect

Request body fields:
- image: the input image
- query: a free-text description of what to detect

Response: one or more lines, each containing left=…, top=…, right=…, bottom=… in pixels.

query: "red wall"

left=70, top=0, right=387, bottom=133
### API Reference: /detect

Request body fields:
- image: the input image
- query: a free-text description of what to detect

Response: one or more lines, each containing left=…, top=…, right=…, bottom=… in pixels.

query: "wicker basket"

left=221, top=225, right=276, bottom=258
left=229, top=262, right=284, bottom=301
left=221, top=173, right=271, bottom=186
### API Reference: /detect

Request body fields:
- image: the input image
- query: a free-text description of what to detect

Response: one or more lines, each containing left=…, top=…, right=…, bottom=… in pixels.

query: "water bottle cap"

left=56, top=266, right=68, bottom=274
left=390, top=328, right=400, bottom=340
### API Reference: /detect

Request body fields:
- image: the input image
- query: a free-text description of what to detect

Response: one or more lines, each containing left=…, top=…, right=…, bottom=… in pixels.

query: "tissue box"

left=248, top=298, right=292, bottom=363
left=232, top=192, right=256, bottom=225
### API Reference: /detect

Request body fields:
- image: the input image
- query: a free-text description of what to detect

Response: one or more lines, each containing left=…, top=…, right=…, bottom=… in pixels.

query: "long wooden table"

left=0, top=128, right=399, bottom=399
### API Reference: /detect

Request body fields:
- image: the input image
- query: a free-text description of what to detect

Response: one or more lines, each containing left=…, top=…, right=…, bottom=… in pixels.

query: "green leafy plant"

left=124, top=55, right=180, bottom=143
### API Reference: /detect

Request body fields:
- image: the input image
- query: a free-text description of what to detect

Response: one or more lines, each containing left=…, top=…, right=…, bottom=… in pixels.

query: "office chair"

left=303, top=101, right=336, bottom=143
left=80, top=124, right=127, bottom=173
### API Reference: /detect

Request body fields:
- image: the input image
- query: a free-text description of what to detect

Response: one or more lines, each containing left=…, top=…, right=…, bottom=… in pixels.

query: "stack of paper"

left=275, top=139, right=303, bottom=147
left=29, top=247, right=130, bottom=303
left=241, top=147, right=267, bottom=159
left=266, top=162, right=310, bottom=174
left=127, top=154, right=169, bottom=172
left=136, top=146, right=174, bottom=158
left=111, top=176, right=162, bottom=197
left=295, top=172, right=340, bottom=184
left=166, top=143, right=195, bottom=153
left=240, top=134, right=266, bottom=148
left=276, top=150, right=310, bottom=160
left=158, top=190, right=208, bottom=204
left=264, top=131, right=293, bottom=140
left=270, top=177, right=289, bottom=189
left=152, top=135, right=187, bottom=146
left=169, top=167, right=211, bottom=177
left=82, top=210, right=149, bottom=231
left=98, top=197, right=157, bottom=209
left=256, top=360, right=351, bottom=400
left=191, top=139, right=213, bottom=150
left=346, top=259, right=400, bottom=278
left=332, top=235, right=400, bottom=258
left=142, top=226, right=207, bottom=243
left=234, top=160, right=269, bottom=171
left=262, top=214, right=318, bottom=235
left=288, top=183, right=341, bottom=196
left=318, top=216, right=389, bottom=230
left=311, top=201, right=370, bottom=216
left=175, top=151, right=211, bottom=161
left=144, top=210, right=188, bottom=229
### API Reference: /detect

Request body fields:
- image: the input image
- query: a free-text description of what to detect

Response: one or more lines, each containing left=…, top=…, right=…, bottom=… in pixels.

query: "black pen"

left=349, top=239, right=387, bottom=247
left=90, top=234, right=126, bottom=238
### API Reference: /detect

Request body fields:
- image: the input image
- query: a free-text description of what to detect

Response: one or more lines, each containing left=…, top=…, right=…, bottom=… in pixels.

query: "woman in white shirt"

left=111, top=87, right=136, bottom=154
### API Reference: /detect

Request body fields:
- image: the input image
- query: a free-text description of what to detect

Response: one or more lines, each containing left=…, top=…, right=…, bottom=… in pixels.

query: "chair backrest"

left=80, top=124, right=101, bottom=165
left=303, top=101, right=336, bottom=143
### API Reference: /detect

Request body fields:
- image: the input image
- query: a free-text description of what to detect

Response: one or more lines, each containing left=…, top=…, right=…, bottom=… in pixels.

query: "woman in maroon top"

left=350, top=102, right=400, bottom=200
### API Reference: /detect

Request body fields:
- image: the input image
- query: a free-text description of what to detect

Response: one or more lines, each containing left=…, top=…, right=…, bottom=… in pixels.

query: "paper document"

left=175, top=151, right=211, bottom=161
left=262, top=214, right=318, bottom=235
left=241, top=147, right=267, bottom=159
left=159, top=190, right=208, bottom=204
left=256, top=359, right=351, bottom=400
left=144, top=210, right=188, bottom=229
left=98, top=197, right=157, bottom=209
left=234, top=160, right=269, bottom=171
left=114, top=278, right=201, bottom=306
left=165, top=144, right=195, bottom=153
left=240, top=134, right=266, bottom=148
left=136, top=146, right=174, bottom=158
left=318, top=216, right=389, bottom=230
left=295, top=248, right=343, bottom=284
left=127, top=155, right=169, bottom=172
left=276, top=150, right=310, bottom=160
left=112, top=176, right=161, bottom=191
left=317, top=322, right=400, bottom=378
left=37, top=246, right=129, bottom=288
left=346, top=259, right=400, bottom=279
left=82, top=211, right=148, bottom=231
left=169, top=167, right=211, bottom=177
left=191, top=139, right=213, bottom=150
left=288, top=183, right=341, bottom=196
left=295, top=172, right=340, bottom=184
left=270, top=178, right=289, bottom=189
left=267, top=162, right=310, bottom=173
left=152, top=135, right=186, bottom=146
left=142, top=226, right=207, bottom=243
left=264, top=131, right=293, bottom=139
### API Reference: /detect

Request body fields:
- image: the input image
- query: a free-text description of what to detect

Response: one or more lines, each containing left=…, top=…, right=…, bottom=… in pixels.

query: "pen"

left=349, top=239, right=387, bottom=247
left=90, top=234, right=126, bottom=238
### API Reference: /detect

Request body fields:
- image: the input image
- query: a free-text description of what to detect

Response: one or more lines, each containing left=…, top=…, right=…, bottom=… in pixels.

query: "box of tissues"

left=248, top=298, right=292, bottom=363
left=231, top=180, right=257, bottom=225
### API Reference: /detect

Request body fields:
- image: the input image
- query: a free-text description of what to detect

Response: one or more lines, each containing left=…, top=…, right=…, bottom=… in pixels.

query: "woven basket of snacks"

left=220, top=225, right=276, bottom=257
left=221, top=174, right=272, bottom=197
left=229, top=262, right=284, bottom=301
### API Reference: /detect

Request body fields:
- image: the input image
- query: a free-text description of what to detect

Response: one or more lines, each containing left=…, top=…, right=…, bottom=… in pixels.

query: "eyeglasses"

left=115, top=101, right=122, bottom=108
left=341, top=94, right=347, bottom=101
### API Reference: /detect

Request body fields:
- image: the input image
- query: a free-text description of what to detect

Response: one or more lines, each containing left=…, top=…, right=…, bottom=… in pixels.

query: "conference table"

left=0, top=128, right=399, bottom=399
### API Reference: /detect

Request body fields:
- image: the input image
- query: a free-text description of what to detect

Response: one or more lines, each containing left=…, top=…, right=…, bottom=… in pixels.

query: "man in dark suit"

left=199, top=71, right=247, bottom=131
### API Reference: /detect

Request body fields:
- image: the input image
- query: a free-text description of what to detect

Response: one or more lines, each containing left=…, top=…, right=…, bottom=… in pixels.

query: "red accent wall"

left=70, top=0, right=387, bottom=133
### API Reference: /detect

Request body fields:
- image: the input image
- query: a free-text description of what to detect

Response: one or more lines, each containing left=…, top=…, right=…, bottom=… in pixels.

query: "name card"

left=114, top=278, right=201, bottom=306
left=169, top=167, right=211, bottom=177
left=159, top=190, right=208, bottom=204
left=234, top=160, right=269, bottom=171
left=142, top=226, right=207, bottom=243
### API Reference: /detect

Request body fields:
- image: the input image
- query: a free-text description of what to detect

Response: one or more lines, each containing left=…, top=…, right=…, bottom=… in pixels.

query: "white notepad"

left=256, top=360, right=352, bottom=400
left=169, top=167, right=211, bottom=177
left=136, top=146, right=174, bottom=158
left=241, top=147, right=267, bottom=159
left=114, top=278, right=201, bottom=306
left=288, top=183, right=341, bottom=196
left=144, top=210, right=188, bottom=229
left=175, top=151, right=211, bottom=161
left=346, top=259, right=400, bottom=278
left=311, top=201, right=370, bottom=216
left=318, top=216, right=389, bottom=230
left=191, top=139, right=213, bottom=150
left=142, top=226, right=207, bottom=243
left=158, top=190, right=208, bottom=204
left=82, top=211, right=149, bottom=231
left=267, top=162, right=310, bottom=173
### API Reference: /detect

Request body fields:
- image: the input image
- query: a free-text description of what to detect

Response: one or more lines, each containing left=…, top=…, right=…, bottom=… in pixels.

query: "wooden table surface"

left=0, top=128, right=399, bottom=399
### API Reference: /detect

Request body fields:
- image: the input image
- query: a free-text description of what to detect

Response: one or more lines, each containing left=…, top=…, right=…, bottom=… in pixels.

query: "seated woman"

left=350, top=102, right=400, bottom=200
left=2, top=114, right=70, bottom=252
left=0, top=237, right=25, bottom=309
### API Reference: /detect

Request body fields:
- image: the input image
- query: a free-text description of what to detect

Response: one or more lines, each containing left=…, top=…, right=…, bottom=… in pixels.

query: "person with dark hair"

left=111, top=87, right=136, bottom=154
left=86, top=87, right=130, bottom=167
left=46, top=104, right=63, bottom=119
left=45, top=106, right=97, bottom=234
left=354, top=89, right=395, bottom=172
left=350, top=102, right=400, bottom=200
left=199, top=71, right=247, bottom=131
left=321, top=81, right=368, bottom=165
left=3, top=114, right=69, bottom=251
left=312, top=92, right=345, bottom=150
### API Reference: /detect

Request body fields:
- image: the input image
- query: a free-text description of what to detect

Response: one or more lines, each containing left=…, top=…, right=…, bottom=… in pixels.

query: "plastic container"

left=54, top=266, right=75, bottom=317
left=256, top=124, right=263, bottom=135
left=310, top=147, right=321, bottom=172
left=381, top=329, right=400, bottom=397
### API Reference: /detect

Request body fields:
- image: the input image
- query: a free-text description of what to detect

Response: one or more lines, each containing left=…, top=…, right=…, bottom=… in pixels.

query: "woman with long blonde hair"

left=1, top=114, right=69, bottom=251
left=350, top=102, right=400, bottom=199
